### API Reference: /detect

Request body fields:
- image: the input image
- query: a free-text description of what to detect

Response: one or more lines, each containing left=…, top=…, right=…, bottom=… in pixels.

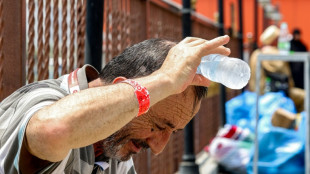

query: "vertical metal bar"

left=61, top=0, right=68, bottom=75
left=145, top=0, right=150, bottom=39
left=44, top=0, right=51, bottom=79
left=182, top=0, right=191, bottom=37
left=238, top=0, right=244, bottom=61
left=27, top=0, right=35, bottom=83
left=218, top=0, right=226, bottom=126
left=305, top=54, right=310, bottom=174
left=182, top=0, right=192, bottom=38
left=69, top=0, right=76, bottom=72
left=126, top=0, right=130, bottom=47
left=238, top=0, right=244, bottom=92
left=218, top=0, right=224, bottom=36
left=253, top=0, right=258, bottom=50
left=37, top=0, right=44, bottom=80
left=85, top=0, right=104, bottom=71
left=104, top=0, right=111, bottom=63
left=254, top=55, right=262, bottom=174
left=53, top=0, right=60, bottom=78
left=179, top=0, right=199, bottom=174
left=120, top=0, right=124, bottom=51
left=77, top=0, right=86, bottom=68
left=124, top=0, right=130, bottom=49
left=111, top=1, right=118, bottom=58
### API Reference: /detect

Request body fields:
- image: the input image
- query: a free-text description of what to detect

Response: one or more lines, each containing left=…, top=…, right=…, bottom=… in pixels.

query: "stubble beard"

left=101, top=129, right=134, bottom=162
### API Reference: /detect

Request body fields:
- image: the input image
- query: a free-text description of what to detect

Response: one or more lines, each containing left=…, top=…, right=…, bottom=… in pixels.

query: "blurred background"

left=0, top=0, right=309, bottom=174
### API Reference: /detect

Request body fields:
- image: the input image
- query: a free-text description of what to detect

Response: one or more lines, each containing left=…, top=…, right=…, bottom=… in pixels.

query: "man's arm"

left=26, top=73, right=172, bottom=162
left=25, top=36, right=230, bottom=162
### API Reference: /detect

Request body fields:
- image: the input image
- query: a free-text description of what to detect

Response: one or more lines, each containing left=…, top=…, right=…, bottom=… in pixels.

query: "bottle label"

left=278, top=42, right=290, bottom=50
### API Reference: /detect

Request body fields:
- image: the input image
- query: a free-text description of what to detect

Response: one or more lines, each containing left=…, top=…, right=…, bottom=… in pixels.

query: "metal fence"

left=0, top=0, right=241, bottom=173
left=254, top=53, right=310, bottom=174
left=26, top=0, right=87, bottom=83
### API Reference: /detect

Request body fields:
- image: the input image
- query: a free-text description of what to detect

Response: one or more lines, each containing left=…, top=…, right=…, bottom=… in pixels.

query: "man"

left=290, top=28, right=307, bottom=52
left=290, top=28, right=308, bottom=89
left=0, top=36, right=230, bottom=173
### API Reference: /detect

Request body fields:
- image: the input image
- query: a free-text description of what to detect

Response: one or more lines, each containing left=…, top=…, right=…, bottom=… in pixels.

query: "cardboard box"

left=271, top=108, right=296, bottom=129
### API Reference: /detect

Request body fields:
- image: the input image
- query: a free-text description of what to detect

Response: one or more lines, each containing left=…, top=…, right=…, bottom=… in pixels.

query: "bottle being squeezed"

left=196, top=54, right=251, bottom=89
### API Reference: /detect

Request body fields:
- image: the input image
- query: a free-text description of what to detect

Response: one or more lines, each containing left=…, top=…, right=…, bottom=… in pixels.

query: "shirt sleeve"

left=18, top=101, right=72, bottom=174
left=0, top=101, right=56, bottom=173
left=17, top=101, right=55, bottom=172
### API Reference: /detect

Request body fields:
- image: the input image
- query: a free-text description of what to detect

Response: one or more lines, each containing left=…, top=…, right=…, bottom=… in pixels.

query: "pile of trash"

left=206, top=91, right=306, bottom=174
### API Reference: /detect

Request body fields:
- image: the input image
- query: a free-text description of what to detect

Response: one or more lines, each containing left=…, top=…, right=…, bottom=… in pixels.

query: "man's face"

left=98, top=86, right=201, bottom=161
left=294, top=33, right=301, bottom=40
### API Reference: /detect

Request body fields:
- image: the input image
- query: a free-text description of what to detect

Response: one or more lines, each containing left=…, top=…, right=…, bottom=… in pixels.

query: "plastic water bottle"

left=277, top=22, right=291, bottom=54
left=196, top=54, right=251, bottom=89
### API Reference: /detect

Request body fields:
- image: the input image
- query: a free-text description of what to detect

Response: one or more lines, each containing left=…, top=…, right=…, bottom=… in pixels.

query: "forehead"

left=143, top=86, right=200, bottom=128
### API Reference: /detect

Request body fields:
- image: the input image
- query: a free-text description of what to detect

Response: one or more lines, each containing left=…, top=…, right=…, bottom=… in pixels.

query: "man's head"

left=292, top=28, right=301, bottom=41
left=96, top=38, right=207, bottom=161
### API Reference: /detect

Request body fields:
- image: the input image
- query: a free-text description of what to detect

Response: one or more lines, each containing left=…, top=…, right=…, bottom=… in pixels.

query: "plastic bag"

left=226, top=91, right=296, bottom=131
left=226, top=91, right=304, bottom=173
left=247, top=112, right=306, bottom=174
left=251, top=91, right=296, bottom=119
left=225, top=91, right=257, bottom=131
left=208, top=137, right=251, bottom=174
left=207, top=125, right=254, bottom=174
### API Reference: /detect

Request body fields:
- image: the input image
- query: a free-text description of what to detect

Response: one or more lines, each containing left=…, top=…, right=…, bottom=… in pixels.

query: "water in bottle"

left=196, top=54, right=251, bottom=89
left=277, top=22, right=292, bottom=54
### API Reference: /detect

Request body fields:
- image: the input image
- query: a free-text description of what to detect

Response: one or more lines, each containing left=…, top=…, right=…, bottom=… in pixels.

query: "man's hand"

left=159, top=35, right=231, bottom=94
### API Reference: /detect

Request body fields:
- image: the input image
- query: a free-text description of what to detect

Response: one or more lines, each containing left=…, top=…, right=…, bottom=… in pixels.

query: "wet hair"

left=99, top=38, right=207, bottom=103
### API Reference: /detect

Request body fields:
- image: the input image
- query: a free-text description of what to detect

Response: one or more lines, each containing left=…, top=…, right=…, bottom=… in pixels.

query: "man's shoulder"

left=1, top=78, right=66, bottom=108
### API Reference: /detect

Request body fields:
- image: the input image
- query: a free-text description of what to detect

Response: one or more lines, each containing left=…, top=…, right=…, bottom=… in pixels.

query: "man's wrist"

left=120, top=79, right=150, bottom=117
left=137, top=72, right=174, bottom=105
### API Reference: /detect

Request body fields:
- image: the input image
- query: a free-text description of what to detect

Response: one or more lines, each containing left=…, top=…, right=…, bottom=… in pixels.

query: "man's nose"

left=146, top=131, right=171, bottom=155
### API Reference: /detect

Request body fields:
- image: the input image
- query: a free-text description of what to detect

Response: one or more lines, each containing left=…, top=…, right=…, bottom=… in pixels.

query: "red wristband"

left=121, top=79, right=150, bottom=117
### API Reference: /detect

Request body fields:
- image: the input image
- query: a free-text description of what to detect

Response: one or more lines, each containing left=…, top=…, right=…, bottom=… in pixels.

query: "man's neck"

left=89, top=78, right=104, bottom=88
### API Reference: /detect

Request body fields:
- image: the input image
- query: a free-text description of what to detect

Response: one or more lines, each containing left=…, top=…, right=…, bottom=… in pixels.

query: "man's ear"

left=112, top=77, right=127, bottom=84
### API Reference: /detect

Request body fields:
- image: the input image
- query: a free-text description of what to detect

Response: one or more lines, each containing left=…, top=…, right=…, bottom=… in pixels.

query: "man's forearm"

left=26, top=73, right=171, bottom=162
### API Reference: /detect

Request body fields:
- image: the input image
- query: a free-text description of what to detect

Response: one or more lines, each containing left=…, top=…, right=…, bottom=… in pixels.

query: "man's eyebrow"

left=164, top=121, right=176, bottom=129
